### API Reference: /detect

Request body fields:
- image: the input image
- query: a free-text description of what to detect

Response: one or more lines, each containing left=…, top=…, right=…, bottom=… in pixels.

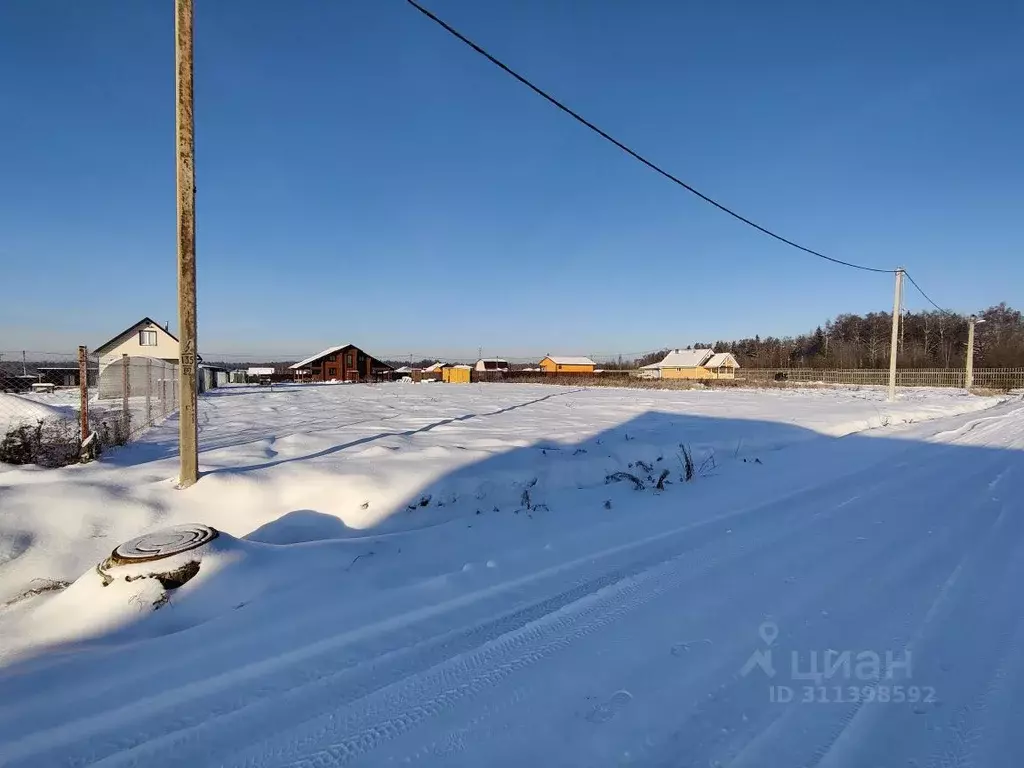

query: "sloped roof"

left=543, top=355, right=596, bottom=366
left=705, top=352, right=740, bottom=369
left=94, top=317, right=178, bottom=356
left=288, top=344, right=352, bottom=370
left=423, top=362, right=447, bottom=372
left=645, top=348, right=714, bottom=369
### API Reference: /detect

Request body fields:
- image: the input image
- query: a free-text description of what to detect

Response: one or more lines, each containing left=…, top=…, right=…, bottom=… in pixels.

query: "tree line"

left=628, top=303, right=1024, bottom=370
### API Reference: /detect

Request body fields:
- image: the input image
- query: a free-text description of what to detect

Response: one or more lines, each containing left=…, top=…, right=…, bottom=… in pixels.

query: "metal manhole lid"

left=109, top=524, right=219, bottom=565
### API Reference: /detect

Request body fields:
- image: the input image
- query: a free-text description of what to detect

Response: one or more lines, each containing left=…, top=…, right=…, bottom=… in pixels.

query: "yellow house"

left=639, top=349, right=739, bottom=379
left=538, top=355, right=596, bottom=374
left=443, top=365, right=472, bottom=383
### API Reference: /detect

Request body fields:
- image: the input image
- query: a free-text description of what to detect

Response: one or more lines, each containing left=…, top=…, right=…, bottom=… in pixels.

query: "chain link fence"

left=1, top=350, right=179, bottom=467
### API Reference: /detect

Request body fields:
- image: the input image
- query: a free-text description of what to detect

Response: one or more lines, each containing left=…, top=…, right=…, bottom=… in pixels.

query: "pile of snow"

left=0, top=392, right=77, bottom=431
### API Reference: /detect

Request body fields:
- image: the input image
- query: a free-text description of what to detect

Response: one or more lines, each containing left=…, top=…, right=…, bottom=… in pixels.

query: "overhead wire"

left=903, top=271, right=954, bottom=315
left=406, top=0, right=896, bottom=274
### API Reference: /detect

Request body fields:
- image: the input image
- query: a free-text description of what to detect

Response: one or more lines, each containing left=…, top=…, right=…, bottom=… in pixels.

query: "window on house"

left=139, top=330, right=157, bottom=346
left=347, top=353, right=355, bottom=367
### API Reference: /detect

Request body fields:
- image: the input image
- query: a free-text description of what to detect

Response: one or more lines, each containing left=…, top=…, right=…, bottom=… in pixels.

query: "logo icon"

left=740, top=620, right=778, bottom=678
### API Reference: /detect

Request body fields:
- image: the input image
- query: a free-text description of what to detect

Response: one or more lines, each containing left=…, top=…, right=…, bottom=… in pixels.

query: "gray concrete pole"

left=966, top=316, right=976, bottom=390
left=887, top=269, right=904, bottom=402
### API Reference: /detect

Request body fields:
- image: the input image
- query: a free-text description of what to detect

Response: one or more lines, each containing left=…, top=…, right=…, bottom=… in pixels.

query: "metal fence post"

left=162, top=367, right=168, bottom=418
left=122, top=353, right=131, bottom=438
left=146, top=358, right=153, bottom=425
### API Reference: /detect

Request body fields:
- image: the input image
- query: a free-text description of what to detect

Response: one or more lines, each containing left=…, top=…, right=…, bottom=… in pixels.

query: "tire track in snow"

left=637, top=457, right=1014, bottom=768
left=230, top=449, right=1002, bottom=768
left=923, top=503, right=1024, bottom=768
left=376, top=466, right=976, bottom=768
left=6, top=413, right=1017, bottom=768
left=801, top=464, right=1023, bottom=768
left=256, top=527, right=860, bottom=768
left=95, top=498, right=817, bottom=768
left=9, top=439, right=957, bottom=768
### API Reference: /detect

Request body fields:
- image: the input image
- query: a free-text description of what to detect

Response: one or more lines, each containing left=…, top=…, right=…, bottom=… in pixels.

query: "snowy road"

left=1, top=387, right=1023, bottom=766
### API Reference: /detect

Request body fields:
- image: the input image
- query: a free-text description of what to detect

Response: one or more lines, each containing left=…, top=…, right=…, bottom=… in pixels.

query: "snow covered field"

left=1, top=382, right=1022, bottom=767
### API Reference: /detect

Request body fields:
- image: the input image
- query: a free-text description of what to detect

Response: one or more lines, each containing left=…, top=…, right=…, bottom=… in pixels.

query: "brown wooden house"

left=289, top=344, right=394, bottom=382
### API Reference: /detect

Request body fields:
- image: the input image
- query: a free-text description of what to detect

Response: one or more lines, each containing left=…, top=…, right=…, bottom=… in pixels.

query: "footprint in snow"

left=586, top=690, right=633, bottom=723
left=671, top=639, right=712, bottom=656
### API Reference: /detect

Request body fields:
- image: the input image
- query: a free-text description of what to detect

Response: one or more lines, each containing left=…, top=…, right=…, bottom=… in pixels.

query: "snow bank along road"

left=1, top=383, right=1022, bottom=766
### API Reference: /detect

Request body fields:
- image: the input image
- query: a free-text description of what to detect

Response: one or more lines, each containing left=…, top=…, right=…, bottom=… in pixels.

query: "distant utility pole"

left=887, top=268, right=904, bottom=402
left=175, top=0, right=199, bottom=487
left=22, top=351, right=27, bottom=376
left=965, top=314, right=985, bottom=390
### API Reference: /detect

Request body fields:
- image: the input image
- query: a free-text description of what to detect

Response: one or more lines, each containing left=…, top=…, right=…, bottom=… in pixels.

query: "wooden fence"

left=735, top=368, right=1024, bottom=389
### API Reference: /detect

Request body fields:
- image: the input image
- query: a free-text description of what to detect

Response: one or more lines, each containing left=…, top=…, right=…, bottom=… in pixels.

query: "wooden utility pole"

left=78, top=346, right=89, bottom=442
left=176, top=0, right=199, bottom=487
left=887, top=268, right=904, bottom=402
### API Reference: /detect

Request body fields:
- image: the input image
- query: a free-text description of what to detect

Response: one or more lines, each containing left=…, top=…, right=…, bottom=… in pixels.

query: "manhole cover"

left=109, top=524, right=219, bottom=565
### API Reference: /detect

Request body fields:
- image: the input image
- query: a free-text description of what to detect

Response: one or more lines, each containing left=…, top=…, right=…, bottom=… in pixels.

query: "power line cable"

left=406, top=0, right=896, bottom=274
left=903, top=271, right=954, bottom=315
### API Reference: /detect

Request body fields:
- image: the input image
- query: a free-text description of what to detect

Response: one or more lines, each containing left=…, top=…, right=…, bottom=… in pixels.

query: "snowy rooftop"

left=705, top=352, right=739, bottom=369
left=643, top=349, right=714, bottom=369
left=543, top=356, right=596, bottom=366
left=289, top=344, right=351, bottom=370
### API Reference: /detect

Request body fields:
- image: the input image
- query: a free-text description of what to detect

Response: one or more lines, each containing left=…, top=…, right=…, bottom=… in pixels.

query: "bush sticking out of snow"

left=0, top=420, right=81, bottom=468
left=606, top=471, right=644, bottom=490
left=679, top=444, right=696, bottom=482
left=656, top=469, right=670, bottom=490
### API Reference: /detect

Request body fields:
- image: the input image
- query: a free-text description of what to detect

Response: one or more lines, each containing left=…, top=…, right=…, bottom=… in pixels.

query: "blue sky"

left=1, top=0, right=1021, bottom=361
